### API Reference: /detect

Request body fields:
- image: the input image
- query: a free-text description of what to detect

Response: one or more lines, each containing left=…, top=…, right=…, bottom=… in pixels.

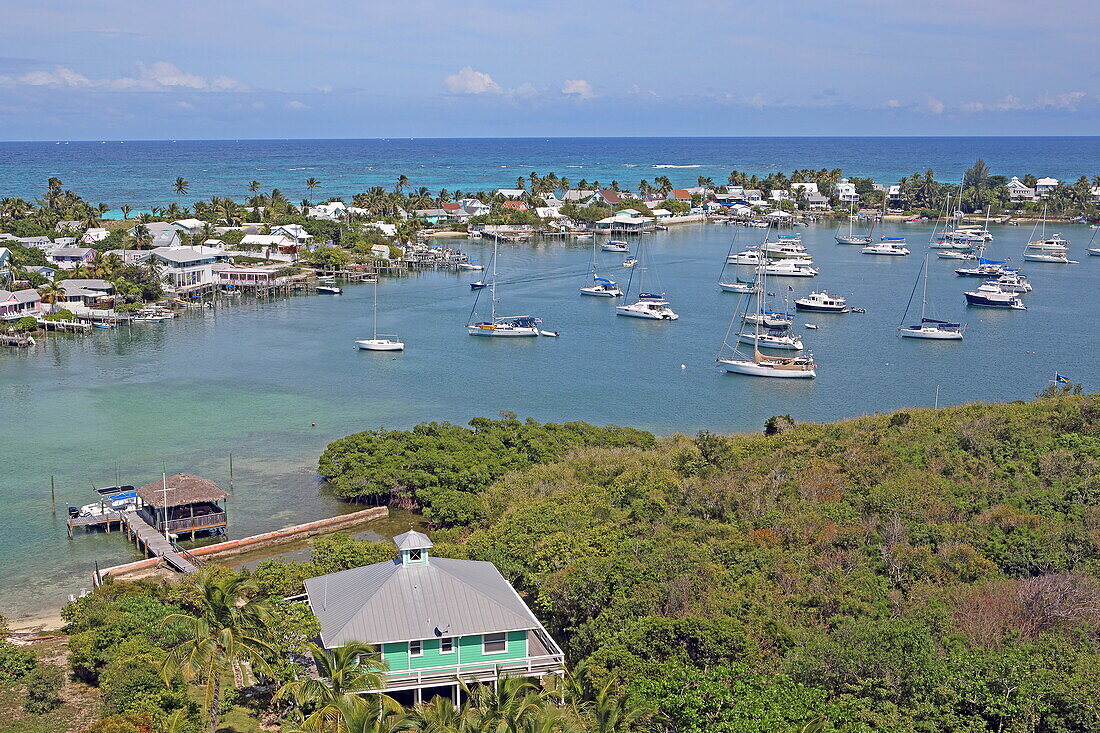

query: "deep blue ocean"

left=2, top=137, right=1099, bottom=620
left=2, top=137, right=1100, bottom=207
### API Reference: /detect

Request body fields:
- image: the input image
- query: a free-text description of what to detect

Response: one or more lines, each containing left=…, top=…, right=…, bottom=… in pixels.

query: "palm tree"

left=162, top=570, right=276, bottom=733
left=120, top=204, right=132, bottom=220
left=588, top=680, right=651, bottom=733
left=38, top=282, right=64, bottom=306
left=249, top=180, right=261, bottom=195
left=395, top=175, right=410, bottom=195
left=132, top=224, right=153, bottom=248
left=306, top=177, right=321, bottom=200
left=279, top=643, right=394, bottom=733
left=174, top=177, right=190, bottom=199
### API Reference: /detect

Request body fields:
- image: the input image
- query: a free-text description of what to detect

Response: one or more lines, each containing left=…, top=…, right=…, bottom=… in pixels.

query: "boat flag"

left=1054, top=373, right=1070, bottom=384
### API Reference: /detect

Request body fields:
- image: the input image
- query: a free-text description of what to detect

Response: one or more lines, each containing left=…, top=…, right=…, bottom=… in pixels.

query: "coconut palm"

left=119, top=204, right=132, bottom=220
left=588, top=680, right=651, bottom=733
left=174, top=177, right=190, bottom=199
left=38, top=282, right=64, bottom=305
left=249, top=180, right=261, bottom=195
left=306, top=177, right=321, bottom=200
left=161, top=570, right=276, bottom=733
left=278, top=643, right=395, bottom=733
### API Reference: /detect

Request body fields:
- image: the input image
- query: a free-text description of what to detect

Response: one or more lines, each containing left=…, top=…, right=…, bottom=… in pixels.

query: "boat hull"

left=835, top=236, right=871, bottom=245
left=899, top=327, right=963, bottom=340
left=467, top=325, right=541, bottom=336
left=737, top=334, right=803, bottom=350
left=616, top=307, right=678, bottom=320
left=579, top=287, right=622, bottom=297
left=719, top=359, right=816, bottom=378
left=964, top=293, right=1025, bottom=309
left=356, top=339, right=405, bottom=351
left=719, top=282, right=759, bottom=294
left=794, top=303, right=848, bottom=313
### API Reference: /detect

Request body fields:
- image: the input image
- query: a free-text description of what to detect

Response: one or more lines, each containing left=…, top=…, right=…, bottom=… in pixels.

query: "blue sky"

left=0, top=0, right=1097, bottom=140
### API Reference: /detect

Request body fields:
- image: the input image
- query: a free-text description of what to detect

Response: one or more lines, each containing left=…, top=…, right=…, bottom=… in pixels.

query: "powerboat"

left=763, top=259, right=818, bottom=277
left=938, top=250, right=976, bottom=260
left=616, top=293, right=678, bottom=320
left=742, top=310, right=794, bottom=328
left=862, top=237, right=910, bottom=256
left=457, top=262, right=484, bottom=271
left=623, top=257, right=638, bottom=267
left=964, top=281, right=1026, bottom=310
left=470, top=281, right=487, bottom=290
left=955, top=259, right=1008, bottom=277
left=601, top=240, right=630, bottom=253
left=761, top=241, right=813, bottom=260
left=991, top=270, right=1032, bottom=292
left=580, top=276, right=624, bottom=297
left=794, top=291, right=849, bottom=313
left=727, top=249, right=766, bottom=266
left=316, top=285, right=342, bottom=294
left=1026, top=235, right=1069, bottom=251
left=72, top=486, right=140, bottom=518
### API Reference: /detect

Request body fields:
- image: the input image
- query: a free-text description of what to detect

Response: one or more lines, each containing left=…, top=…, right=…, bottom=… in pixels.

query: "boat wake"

left=652, top=164, right=701, bottom=168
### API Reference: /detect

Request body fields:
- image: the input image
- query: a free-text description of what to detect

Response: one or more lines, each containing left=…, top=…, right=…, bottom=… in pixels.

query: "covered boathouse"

left=303, top=530, right=565, bottom=703
left=135, top=474, right=228, bottom=540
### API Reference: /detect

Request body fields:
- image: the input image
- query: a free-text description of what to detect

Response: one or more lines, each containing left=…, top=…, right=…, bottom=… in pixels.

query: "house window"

left=440, top=637, right=454, bottom=654
left=408, top=548, right=422, bottom=562
left=482, top=632, right=507, bottom=654
left=409, top=640, right=423, bottom=657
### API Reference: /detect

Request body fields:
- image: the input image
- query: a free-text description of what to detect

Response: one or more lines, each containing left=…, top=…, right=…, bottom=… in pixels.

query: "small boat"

left=470, top=281, right=487, bottom=290
left=616, top=293, right=678, bottom=320
left=742, top=310, right=794, bottom=328
left=938, top=250, right=975, bottom=260
left=539, top=330, right=560, bottom=337
left=955, top=259, right=1008, bottom=277
left=727, top=249, right=766, bottom=266
left=468, top=316, right=542, bottom=336
left=761, top=241, right=813, bottom=260
left=622, top=257, right=638, bottom=268
left=719, top=349, right=816, bottom=378
left=356, top=277, right=403, bottom=351
left=862, top=237, right=910, bottom=256
left=719, top=280, right=760, bottom=294
left=1026, top=236, right=1069, bottom=251
left=804, top=323, right=818, bottom=329
left=580, top=276, right=624, bottom=298
left=93, top=322, right=114, bottom=329
left=775, top=233, right=802, bottom=243
left=457, top=262, right=484, bottom=271
left=929, top=240, right=973, bottom=250
left=794, top=291, right=849, bottom=313
left=601, top=240, right=630, bottom=253
left=836, top=201, right=873, bottom=244
left=964, top=281, right=1026, bottom=310
left=317, top=285, right=342, bottom=294
left=1087, top=248, right=1100, bottom=257
left=132, top=313, right=171, bottom=322
left=992, top=270, right=1032, bottom=292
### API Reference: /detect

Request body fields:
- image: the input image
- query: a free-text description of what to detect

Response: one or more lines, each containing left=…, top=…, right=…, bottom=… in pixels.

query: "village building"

left=135, top=474, right=228, bottom=540
left=152, top=246, right=230, bottom=292
left=0, top=288, right=43, bottom=320
left=1007, top=176, right=1037, bottom=203
left=46, top=246, right=95, bottom=270
left=304, top=530, right=564, bottom=702
left=1035, top=177, right=1059, bottom=198
left=57, top=279, right=114, bottom=307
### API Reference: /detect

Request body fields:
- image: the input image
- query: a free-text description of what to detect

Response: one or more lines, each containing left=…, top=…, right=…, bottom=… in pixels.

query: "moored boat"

left=964, top=281, right=1026, bottom=310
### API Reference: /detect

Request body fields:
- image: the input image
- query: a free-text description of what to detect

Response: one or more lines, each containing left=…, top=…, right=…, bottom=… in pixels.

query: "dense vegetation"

left=7, top=394, right=1100, bottom=732
left=318, top=417, right=656, bottom=526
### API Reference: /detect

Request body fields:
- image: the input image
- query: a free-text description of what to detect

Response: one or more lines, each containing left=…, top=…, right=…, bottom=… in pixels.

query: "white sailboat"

left=356, top=275, right=404, bottom=351
left=898, top=254, right=964, bottom=340
left=616, top=239, right=678, bottom=320
left=579, top=241, right=624, bottom=297
left=467, top=240, right=544, bottom=336
left=835, top=201, right=873, bottom=245
left=718, top=230, right=762, bottom=293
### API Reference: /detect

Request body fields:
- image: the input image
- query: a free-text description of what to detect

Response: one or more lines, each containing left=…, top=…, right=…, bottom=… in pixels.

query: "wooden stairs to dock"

left=68, top=510, right=200, bottom=574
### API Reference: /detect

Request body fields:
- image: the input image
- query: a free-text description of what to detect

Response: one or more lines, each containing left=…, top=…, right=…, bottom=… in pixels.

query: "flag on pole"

left=1055, top=373, right=1070, bottom=384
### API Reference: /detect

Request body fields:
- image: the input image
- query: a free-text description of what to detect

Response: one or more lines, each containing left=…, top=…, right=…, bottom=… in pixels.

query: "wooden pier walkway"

left=120, top=511, right=199, bottom=573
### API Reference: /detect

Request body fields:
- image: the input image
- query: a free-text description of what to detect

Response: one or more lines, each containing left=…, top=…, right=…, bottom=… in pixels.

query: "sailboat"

left=466, top=240, right=544, bottom=336
left=717, top=264, right=816, bottom=378
left=616, top=239, right=678, bottom=320
left=835, top=201, right=872, bottom=245
left=718, top=230, right=761, bottom=294
left=1023, top=206, right=1074, bottom=263
left=898, top=254, right=964, bottom=340
left=356, top=277, right=404, bottom=351
left=579, top=241, right=624, bottom=297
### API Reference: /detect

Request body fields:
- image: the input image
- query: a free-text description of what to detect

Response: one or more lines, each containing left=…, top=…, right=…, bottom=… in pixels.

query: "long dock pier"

left=68, top=510, right=198, bottom=573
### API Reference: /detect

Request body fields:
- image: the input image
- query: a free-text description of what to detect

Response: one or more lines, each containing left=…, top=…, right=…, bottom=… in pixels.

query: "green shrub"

left=0, top=640, right=37, bottom=683
left=23, top=662, right=64, bottom=713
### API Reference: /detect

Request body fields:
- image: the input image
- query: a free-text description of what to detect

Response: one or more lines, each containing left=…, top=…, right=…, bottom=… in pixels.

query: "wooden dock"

left=68, top=509, right=198, bottom=574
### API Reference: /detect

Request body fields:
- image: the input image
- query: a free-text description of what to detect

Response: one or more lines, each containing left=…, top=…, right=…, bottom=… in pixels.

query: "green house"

left=304, top=530, right=564, bottom=699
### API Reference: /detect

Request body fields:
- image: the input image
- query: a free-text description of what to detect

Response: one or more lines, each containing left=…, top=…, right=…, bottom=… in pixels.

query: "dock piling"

left=50, top=475, right=56, bottom=515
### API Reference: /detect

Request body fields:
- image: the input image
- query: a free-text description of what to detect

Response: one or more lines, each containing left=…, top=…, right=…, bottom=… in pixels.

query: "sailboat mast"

left=920, top=253, right=929, bottom=320
left=372, top=276, right=379, bottom=339
left=490, top=239, right=498, bottom=321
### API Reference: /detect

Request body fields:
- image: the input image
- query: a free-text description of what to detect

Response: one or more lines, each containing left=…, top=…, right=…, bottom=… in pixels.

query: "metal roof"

left=393, top=530, right=433, bottom=551
left=304, top=556, right=541, bottom=648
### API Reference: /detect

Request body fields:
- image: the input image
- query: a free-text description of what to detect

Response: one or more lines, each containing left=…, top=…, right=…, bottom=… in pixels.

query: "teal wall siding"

left=381, top=631, right=531, bottom=674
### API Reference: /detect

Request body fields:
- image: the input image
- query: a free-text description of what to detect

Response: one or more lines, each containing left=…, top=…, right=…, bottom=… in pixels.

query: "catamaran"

left=898, top=254, right=964, bottom=340
left=467, top=240, right=545, bottom=336
left=862, top=237, right=910, bottom=256
left=356, top=276, right=404, bottom=351
left=579, top=241, right=624, bottom=297
left=616, top=240, right=678, bottom=320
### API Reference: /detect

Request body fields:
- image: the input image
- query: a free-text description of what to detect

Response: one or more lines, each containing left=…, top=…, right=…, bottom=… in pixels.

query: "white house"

left=213, top=263, right=291, bottom=288
left=171, top=219, right=206, bottom=234
left=57, top=279, right=114, bottom=307
left=495, top=189, right=526, bottom=199
left=151, top=246, right=230, bottom=292
left=834, top=179, right=859, bottom=203
left=887, top=185, right=904, bottom=204
left=770, top=189, right=792, bottom=202
left=270, top=224, right=313, bottom=243
left=80, top=227, right=110, bottom=244
left=804, top=193, right=830, bottom=210
left=1035, top=177, right=1059, bottom=198
left=458, top=198, right=491, bottom=217
left=791, top=182, right=820, bottom=197
left=46, top=247, right=95, bottom=270
left=1007, top=177, right=1037, bottom=203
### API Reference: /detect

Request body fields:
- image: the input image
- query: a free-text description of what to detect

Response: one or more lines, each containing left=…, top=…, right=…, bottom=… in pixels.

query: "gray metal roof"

left=393, top=530, right=433, bottom=551
left=304, top=556, right=541, bottom=648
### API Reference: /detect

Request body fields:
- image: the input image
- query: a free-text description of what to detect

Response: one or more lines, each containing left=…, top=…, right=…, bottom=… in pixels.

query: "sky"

left=0, top=0, right=1098, bottom=140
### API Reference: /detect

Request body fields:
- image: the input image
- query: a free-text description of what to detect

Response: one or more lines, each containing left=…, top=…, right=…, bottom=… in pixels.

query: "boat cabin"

left=135, top=473, right=228, bottom=539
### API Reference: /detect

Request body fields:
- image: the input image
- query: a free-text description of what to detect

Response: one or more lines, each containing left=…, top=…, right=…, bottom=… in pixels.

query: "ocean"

left=1, top=137, right=1098, bottom=620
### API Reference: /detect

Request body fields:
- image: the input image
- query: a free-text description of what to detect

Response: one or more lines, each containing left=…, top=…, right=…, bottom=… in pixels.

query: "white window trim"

left=409, top=640, right=423, bottom=657
left=439, top=637, right=455, bottom=654
left=482, top=633, right=508, bottom=655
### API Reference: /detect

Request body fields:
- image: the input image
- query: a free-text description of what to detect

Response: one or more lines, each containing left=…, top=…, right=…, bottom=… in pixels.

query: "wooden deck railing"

left=163, top=512, right=227, bottom=533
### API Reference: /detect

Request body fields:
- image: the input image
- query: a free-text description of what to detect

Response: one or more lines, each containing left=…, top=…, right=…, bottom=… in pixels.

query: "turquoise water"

left=3, top=137, right=1100, bottom=207
left=2, top=220, right=1098, bottom=619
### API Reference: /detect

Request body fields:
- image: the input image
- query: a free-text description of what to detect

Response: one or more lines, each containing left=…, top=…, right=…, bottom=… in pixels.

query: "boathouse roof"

left=136, top=474, right=228, bottom=508
left=393, top=529, right=433, bottom=551
left=304, top=547, right=541, bottom=647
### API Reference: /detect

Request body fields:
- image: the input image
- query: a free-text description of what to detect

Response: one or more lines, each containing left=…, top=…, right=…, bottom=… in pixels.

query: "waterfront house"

left=458, top=198, right=491, bottom=217
left=152, top=246, right=229, bottom=292
left=770, top=189, right=792, bottom=202
left=742, top=190, right=764, bottom=204
left=46, top=246, right=95, bottom=270
left=1035, top=177, right=1059, bottom=198
left=534, top=206, right=566, bottom=220
left=412, top=209, right=450, bottom=224
left=804, top=192, right=830, bottom=210
left=1007, top=177, right=1037, bottom=203
left=834, top=179, right=859, bottom=203
left=887, top=185, right=903, bottom=205
left=57, top=279, right=114, bottom=307
left=0, top=288, right=42, bottom=320
left=136, top=474, right=228, bottom=540
left=650, top=208, right=673, bottom=220
left=240, top=233, right=296, bottom=255
left=501, top=200, right=530, bottom=212
left=270, top=224, right=313, bottom=243
left=214, top=263, right=291, bottom=288
left=304, top=530, right=564, bottom=702
left=791, top=182, right=819, bottom=197
left=495, top=189, right=526, bottom=199
left=595, top=214, right=654, bottom=232
left=20, top=236, right=54, bottom=250
left=561, top=189, right=594, bottom=203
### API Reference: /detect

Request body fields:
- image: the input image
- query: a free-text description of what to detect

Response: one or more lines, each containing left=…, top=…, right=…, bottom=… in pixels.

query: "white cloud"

left=0, top=61, right=247, bottom=93
left=284, top=100, right=308, bottom=110
left=510, top=82, right=537, bottom=98
left=924, top=94, right=945, bottom=114
left=884, top=99, right=902, bottom=108
left=443, top=66, right=502, bottom=95
left=993, top=94, right=1024, bottom=111
left=744, top=93, right=767, bottom=109
left=960, top=101, right=985, bottom=113
left=1038, top=91, right=1086, bottom=110
left=171, top=101, right=195, bottom=111
left=561, top=79, right=594, bottom=99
